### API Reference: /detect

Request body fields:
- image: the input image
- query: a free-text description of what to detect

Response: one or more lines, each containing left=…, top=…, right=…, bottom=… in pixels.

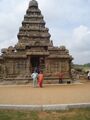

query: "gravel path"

left=0, top=82, right=90, bottom=105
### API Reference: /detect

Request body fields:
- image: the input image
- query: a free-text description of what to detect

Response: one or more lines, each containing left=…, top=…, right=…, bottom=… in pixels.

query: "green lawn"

left=0, top=108, right=90, bottom=120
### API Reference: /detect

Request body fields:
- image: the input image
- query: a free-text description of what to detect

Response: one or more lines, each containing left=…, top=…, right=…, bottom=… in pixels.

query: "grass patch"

left=0, top=108, right=90, bottom=120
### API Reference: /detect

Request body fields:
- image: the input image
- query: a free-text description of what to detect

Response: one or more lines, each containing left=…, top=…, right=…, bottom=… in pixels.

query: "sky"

left=0, top=0, right=90, bottom=64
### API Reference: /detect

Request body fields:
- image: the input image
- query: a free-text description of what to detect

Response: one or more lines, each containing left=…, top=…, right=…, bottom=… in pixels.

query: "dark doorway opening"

left=31, top=56, right=45, bottom=73
left=31, top=56, right=40, bottom=68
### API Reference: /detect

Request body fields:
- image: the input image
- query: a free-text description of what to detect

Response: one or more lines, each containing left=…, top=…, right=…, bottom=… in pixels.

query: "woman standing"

left=38, top=71, right=44, bottom=88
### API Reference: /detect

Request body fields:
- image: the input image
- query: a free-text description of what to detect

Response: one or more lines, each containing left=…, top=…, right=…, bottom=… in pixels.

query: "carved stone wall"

left=45, top=58, right=71, bottom=78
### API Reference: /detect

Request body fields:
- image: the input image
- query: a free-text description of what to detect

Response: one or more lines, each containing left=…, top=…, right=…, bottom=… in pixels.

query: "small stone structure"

left=0, top=0, right=73, bottom=82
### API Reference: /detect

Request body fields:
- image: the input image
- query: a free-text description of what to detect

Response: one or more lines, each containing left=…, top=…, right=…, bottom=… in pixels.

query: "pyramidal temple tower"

left=16, top=0, right=51, bottom=51
left=0, top=0, right=73, bottom=82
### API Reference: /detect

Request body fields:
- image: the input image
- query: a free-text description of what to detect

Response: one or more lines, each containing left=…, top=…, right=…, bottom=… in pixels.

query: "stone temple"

left=0, top=0, right=73, bottom=82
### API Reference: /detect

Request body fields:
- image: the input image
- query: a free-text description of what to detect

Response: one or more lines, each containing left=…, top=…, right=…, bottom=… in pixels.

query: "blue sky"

left=0, top=0, right=90, bottom=64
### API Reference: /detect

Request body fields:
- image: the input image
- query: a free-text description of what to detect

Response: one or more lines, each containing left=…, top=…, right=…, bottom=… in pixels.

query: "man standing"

left=58, top=72, right=64, bottom=83
left=31, top=71, right=38, bottom=87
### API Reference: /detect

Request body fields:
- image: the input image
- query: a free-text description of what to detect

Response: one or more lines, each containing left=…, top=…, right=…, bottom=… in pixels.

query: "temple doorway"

left=31, top=56, right=40, bottom=72
left=31, top=56, right=45, bottom=72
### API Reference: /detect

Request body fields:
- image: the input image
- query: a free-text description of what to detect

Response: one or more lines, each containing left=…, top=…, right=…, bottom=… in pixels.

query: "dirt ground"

left=0, top=81, right=90, bottom=105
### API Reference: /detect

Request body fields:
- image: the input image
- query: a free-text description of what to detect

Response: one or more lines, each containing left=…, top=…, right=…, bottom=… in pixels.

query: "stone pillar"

left=26, top=56, right=31, bottom=76
left=2, top=64, right=6, bottom=79
left=45, top=58, right=47, bottom=73
left=69, top=60, right=72, bottom=79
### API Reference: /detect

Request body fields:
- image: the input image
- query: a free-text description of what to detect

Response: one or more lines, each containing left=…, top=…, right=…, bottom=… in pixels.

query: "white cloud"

left=73, top=25, right=90, bottom=41
left=71, top=25, right=90, bottom=51
left=69, top=25, right=90, bottom=64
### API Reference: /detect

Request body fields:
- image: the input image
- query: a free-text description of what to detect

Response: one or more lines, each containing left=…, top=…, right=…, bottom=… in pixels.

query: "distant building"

left=0, top=0, right=73, bottom=81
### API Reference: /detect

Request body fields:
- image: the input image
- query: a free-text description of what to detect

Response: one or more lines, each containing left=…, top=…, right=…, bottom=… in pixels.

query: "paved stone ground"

left=0, top=80, right=90, bottom=105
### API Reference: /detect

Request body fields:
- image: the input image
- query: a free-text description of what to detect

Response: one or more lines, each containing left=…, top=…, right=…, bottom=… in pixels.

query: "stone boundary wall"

left=0, top=103, right=90, bottom=111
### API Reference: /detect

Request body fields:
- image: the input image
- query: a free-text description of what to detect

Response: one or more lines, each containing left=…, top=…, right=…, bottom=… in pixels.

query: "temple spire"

left=17, top=0, right=51, bottom=49
left=29, top=0, right=38, bottom=7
